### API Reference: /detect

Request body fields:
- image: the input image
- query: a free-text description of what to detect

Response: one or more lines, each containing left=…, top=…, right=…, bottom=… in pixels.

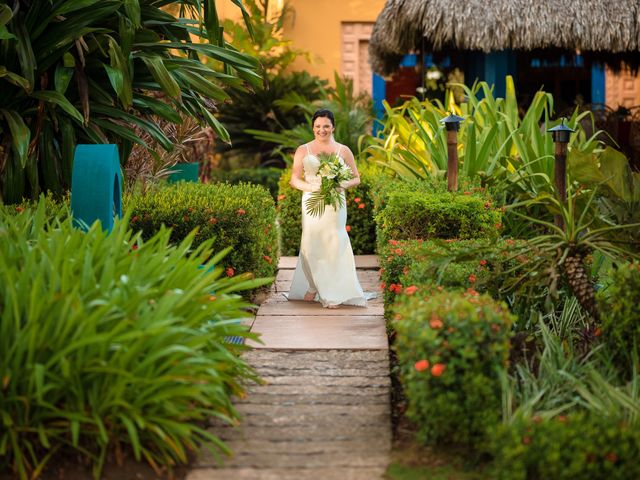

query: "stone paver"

left=187, top=257, right=390, bottom=480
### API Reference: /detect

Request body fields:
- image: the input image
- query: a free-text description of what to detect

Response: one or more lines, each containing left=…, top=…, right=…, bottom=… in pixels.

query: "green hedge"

left=491, top=413, right=640, bottom=479
left=277, top=165, right=377, bottom=255
left=393, top=290, right=514, bottom=447
left=129, top=182, right=278, bottom=281
left=378, top=238, right=524, bottom=311
left=597, top=262, right=640, bottom=370
left=0, top=202, right=267, bottom=477
left=209, top=167, right=283, bottom=200
left=375, top=188, right=503, bottom=246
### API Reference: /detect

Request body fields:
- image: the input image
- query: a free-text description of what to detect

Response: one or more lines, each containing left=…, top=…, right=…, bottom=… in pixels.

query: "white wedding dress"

left=288, top=144, right=373, bottom=308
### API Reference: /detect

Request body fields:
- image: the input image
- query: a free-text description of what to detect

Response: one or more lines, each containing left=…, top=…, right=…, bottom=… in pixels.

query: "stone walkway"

left=187, top=256, right=391, bottom=480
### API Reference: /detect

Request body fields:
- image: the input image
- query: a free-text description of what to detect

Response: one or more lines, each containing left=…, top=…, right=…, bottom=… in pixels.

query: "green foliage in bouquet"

left=0, top=201, right=270, bottom=479
left=393, top=290, right=514, bottom=448
left=128, top=182, right=278, bottom=285
left=305, top=152, right=353, bottom=217
left=277, top=167, right=377, bottom=255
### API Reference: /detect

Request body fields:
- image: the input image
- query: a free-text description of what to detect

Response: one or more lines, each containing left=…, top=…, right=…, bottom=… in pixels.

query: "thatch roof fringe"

left=369, top=0, right=640, bottom=75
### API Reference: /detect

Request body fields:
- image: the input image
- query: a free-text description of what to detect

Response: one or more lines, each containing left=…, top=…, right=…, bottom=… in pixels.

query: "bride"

left=287, top=109, right=371, bottom=308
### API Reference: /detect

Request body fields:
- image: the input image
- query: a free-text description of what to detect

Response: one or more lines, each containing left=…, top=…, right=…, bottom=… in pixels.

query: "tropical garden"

left=1, top=0, right=640, bottom=479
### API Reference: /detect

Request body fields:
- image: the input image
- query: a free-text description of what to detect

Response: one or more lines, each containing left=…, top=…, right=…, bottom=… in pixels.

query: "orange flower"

left=345, top=225, right=351, bottom=232
left=468, top=274, right=477, bottom=283
left=388, top=239, right=399, bottom=246
left=208, top=217, right=218, bottom=224
left=394, top=248, right=403, bottom=256
left=225, top=267, right=235, bottom=277
left=405, top=285, right=419, bottom=295
left=277, top=194, right=286, bottom=201
left=394, top=313, right=403, bottom=321
left=431, top=363, right=446, bottom=377
left=464, top=191, right=472, bottom=195
left=414, top=359, right=430, bottom=372
left=594, top=327, right=602, bottom=337
left=358, top=203, right=365, bottom=209
left=495, top=223, right=502, bottom=229
left=354, top=197, right=361, bottom=203
left=237, top=208, right=246, bottom=215
left=263, top=255, right=272, bottom=264
left=429, top=315, right=443, bottom=329
left=15, top=206, right=24, bottom=213
left=380, top=282, right=386, bottom=290
left=479, top=259, right=487, bottom=266
left=466, top=288, right=479, bottom=297
left=209, top=295, right=217, bottom=301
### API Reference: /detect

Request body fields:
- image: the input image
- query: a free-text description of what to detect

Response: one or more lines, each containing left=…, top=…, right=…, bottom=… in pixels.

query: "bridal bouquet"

left=305, top=152, right=353, bottom=217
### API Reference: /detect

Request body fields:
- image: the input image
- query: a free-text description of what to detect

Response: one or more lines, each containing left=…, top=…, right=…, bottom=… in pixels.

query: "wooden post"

left=554, top=141, right=567, bottom=229
left=447, top=130, right=459, bottom=192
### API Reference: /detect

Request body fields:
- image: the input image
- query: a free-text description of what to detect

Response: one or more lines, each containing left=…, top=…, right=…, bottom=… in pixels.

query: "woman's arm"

left=339, top=146, right=361, bottom=190
left=290, top=146, right=318, bottom=192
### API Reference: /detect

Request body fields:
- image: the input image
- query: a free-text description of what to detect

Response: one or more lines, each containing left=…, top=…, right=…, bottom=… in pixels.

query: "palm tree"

left=0, top=0, right=260, bottom=203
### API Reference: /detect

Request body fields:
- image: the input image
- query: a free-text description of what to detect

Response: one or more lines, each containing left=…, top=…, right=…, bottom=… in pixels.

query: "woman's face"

left=313, top=116, right=334, bottom=141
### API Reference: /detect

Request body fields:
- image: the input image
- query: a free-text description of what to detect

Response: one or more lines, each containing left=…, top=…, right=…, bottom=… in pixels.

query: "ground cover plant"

left=0, top=201, right=270, bottom=479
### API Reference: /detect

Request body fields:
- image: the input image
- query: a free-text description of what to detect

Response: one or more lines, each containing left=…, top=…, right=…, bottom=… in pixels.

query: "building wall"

left=282, top=0, right=386, bottom=90
left=605, top=67, right=640, bottom=110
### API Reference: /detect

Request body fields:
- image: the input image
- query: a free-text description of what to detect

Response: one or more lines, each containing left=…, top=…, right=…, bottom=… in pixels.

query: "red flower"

left=388, top=239, right=399, bottom=246
left=431, top=363, right=446, bottom=377
left=594, top=327, right=602, bottom=337
left=414, top=359, right=430, bottom=372
left=388, top=283, right=403, bottom=294
left=277, top=194, right=286, bottom=201
left=405, top=285, right=419, bottom=295
left=429, top=315, right=443, bottom=329
left=468, top=274, right=477, bottom=283
left=131, top=215, right=138, bottom=222
left=345, top=225, right=351, bottom=232
left=495, top=223, right=502, bottom=229
left=225, top=267, right=235, bottom=277
left=479, top=259, right=487, bottom=266
left=394, top=248, right=403, bottom=256
left=465, top=288, right=479, bottom=297
left=357, top=203, right=365, bottom=209
left=484, top=201, right=492, bottom=210
left=131, top=244, right=139, bottom=251
left=380, top=282, right=386, bottom=290
left=237, top=208, right=246, bottom=215
left=263, top=255, right=272, bottom=264
left=208, top=217, right=218, bottom=224
left=15, top=206, right=24, bottom=213
left=354, top=197, right=361, bottom=203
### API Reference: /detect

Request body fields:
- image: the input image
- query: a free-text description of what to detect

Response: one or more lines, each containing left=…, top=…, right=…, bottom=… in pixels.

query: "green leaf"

left=0, top=66, right=30, bottom=90
left=30, top=90, right=84, bottom=124
left=1, top=109, right=30, bottom=168
left=138, top=54, right=181, bottom=100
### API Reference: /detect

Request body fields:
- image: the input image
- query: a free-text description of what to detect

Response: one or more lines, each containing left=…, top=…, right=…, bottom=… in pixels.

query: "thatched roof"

left=369, top=0, right=640, bottom=75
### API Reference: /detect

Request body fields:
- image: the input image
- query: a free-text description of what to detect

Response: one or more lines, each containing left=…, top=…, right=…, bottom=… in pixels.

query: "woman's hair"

left=312, top=109, right=335, bottom=127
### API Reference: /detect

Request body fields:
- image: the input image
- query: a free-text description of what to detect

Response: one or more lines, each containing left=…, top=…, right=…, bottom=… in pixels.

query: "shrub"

left=277, top=166, right=377, bottom=255
left=0, top=202, right=268, bottom=478
left=491, top=413, right=640, bottom=480
left=597, top=261, right=640, bottom=369
left=378, top=238, right=524, bottom=312
left=128, top=182, right=278, bottom=282
left=209, top=167, right=283, bottom=200
left=393, top=290, right=514, bottom=447
left=375, top=188, right=503, bottom=245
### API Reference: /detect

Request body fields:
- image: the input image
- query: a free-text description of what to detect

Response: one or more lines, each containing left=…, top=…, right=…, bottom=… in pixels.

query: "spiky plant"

left=503, top=187, right=640, bottom=325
